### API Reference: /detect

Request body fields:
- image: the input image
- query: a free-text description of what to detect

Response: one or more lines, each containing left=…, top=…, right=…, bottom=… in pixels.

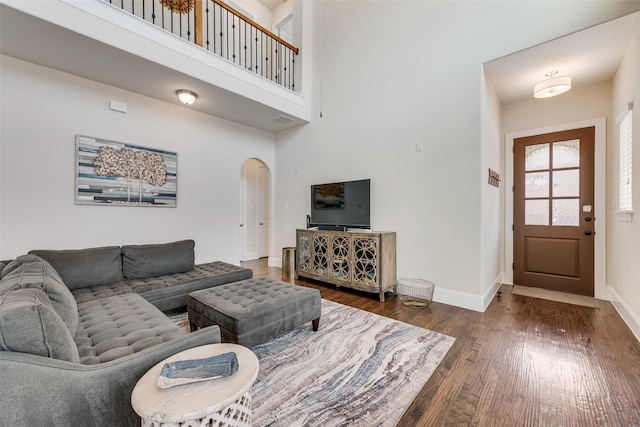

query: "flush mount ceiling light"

left=176, top=89, right=198, bottom=105
left=533, top=71, right=572, bottom=99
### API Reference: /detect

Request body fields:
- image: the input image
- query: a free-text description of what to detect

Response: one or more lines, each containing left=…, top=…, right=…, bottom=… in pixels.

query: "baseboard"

left=268, top=256, right=281, bottom=268
left=433, top=287, right=485, bottom=313
left=480, top=273, right=504, bottom=312
left=267, top=259, right=496, bottom=313
left=607, top=287, right=640, bottom=342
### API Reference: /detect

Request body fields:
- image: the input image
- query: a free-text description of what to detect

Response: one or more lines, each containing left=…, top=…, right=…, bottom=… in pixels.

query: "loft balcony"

left=104, top=0, right=298, bottom=91
left=0, top=0, right=310, bottom=132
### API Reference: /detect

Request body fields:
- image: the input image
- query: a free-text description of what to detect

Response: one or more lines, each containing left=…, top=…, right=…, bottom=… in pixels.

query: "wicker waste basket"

left=396, top=278, right=434, bottom=308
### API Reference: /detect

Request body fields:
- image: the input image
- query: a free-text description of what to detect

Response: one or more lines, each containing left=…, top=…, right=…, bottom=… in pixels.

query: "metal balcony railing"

left=104, top=0, right=298, bottom=91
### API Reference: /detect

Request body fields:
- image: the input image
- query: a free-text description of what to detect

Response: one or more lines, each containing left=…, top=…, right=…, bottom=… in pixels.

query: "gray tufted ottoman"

left=187, top=277, right=321, bottom=348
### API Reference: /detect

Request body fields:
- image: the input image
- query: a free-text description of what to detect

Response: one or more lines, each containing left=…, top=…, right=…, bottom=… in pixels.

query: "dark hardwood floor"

left=242, top=258, right=640, bottom=426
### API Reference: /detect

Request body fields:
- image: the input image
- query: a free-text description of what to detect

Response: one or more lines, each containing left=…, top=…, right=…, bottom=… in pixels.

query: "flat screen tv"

left=309, top=179, right=371, bottom=230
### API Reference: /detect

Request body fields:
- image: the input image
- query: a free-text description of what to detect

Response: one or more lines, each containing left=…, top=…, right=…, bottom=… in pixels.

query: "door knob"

left=584, top=230, right=593, bottom=236
left=585, top=217, right=592, bottom=222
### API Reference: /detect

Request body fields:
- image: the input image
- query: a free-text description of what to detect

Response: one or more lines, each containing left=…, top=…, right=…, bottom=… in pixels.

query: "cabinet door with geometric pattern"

left=311, top=233, right=329, bottom=275
left=351, top=235, right=379, bottom=287
left=329, top=234, right=352, bottom=283
left=296, top=231, right=311, bottom=274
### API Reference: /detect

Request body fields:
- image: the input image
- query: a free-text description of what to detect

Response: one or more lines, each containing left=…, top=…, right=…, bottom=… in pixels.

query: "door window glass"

left=552, top=170, right=580, bottom=197
left=526, top=144, right=549, bottom=171
left=525, top=172, right=549, bottom=198
left=524, top=140, right=581, bottom=227
left=552, top=140, right=580, bottom=168
left=552, top=199, right=580, bottom=226
left=525, top=200, right=549, bottom=225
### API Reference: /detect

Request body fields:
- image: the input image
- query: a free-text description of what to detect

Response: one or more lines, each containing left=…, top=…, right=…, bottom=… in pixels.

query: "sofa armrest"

left=0, top=326, right=222, bottom=427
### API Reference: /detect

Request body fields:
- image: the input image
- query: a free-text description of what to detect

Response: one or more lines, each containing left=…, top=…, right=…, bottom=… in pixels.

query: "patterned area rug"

left=250, top=299, right=455, bottom=427
left=166, top=310, right=190, bottom=332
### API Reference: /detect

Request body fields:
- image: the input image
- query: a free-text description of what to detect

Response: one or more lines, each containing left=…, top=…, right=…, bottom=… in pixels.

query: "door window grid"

left=525, top=140, right=580, bottom=226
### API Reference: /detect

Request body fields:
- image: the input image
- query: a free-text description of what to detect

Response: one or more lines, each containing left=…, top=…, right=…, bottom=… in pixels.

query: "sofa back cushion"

left=28, top=246, right=123, bottom=289
left=122, top=240, right=195, bottom=280
left=0, top=255, right=79, bottom=335
left=0, top=287, right=80, bottom=362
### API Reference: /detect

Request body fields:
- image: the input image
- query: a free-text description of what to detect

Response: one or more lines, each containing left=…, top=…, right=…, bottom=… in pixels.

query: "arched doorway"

left=240, top=158, right=271, bottom=261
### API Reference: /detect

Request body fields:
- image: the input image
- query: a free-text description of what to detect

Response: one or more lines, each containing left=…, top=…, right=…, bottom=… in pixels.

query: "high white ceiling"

left=485, top=11, right=640, bottom=105
left=1, top=3, right=638, bottom=133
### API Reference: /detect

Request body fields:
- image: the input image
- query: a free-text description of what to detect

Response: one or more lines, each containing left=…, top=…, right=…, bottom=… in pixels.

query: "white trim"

left=433, top=287, right=485, bottom=313
left=608, top=287, right=640, bottom=342
left=481, top=273, right=504, bottom=311
left=617, top=211, right=634, bottom=222
left=504, top=118, right=607, bottom=299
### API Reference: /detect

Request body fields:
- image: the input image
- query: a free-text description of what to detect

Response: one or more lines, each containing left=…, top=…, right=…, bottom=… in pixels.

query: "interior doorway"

left=240, top=158, right=270, bottom=261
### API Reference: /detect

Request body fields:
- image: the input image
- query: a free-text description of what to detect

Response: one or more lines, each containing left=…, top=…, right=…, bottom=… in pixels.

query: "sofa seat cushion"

left=0, top=255, right=79, bottom=335
left=72, top=261, right=253, bottom=306
left=75, top=293, right=185, bottom=365
left=0, top=288, right=80, bottom=362
left=122, top=240, right=195, bottom=280
left=28, top=246, right=123, bottom=289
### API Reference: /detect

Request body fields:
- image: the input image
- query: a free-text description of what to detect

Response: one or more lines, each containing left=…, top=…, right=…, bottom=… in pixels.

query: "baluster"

left=232, top=15, right=236, bottom=63
left=102, top=0, right=297, bottom=90
left=205, top=1, right=210, bottom=50
left=219, top=4, right=223, bottom=56
left=244, top=20, right=248, bottom=69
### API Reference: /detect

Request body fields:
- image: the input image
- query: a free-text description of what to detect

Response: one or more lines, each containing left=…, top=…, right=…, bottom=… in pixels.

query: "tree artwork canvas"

left=75, top=135, right=177, bottom=207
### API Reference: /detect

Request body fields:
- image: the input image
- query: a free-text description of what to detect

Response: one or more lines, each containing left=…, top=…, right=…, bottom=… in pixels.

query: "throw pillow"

left=0, top=287, right=80, bottom=363
left=0, top=254, right=79, bottom=335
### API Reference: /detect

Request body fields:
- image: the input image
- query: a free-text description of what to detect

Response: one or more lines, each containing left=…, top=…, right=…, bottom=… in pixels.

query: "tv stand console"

left=296, top=228, right=396, bottom=302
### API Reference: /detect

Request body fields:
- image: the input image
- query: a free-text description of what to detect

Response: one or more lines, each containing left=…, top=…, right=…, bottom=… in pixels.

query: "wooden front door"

left=513, top=127, right=595, bottom=296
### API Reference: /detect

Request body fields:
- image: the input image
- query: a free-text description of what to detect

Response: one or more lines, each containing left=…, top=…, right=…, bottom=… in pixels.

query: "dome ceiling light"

left=533, top=71, right=572, bottom=99
left=176, top=89, right=198, bottom=105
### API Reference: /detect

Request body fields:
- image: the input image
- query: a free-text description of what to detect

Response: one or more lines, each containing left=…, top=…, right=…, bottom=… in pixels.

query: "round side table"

left=131, top=344, right=259, bottom=427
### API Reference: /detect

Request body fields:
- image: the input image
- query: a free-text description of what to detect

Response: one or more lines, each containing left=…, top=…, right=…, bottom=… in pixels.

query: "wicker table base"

left=140, top=391, right=251, bottom=427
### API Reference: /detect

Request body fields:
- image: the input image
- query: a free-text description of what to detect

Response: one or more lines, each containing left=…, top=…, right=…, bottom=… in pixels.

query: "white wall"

left=610, top=28, right=640, bottom=338
left=0, top=56, right=275, bottom=264
left=480, top=68, right=504, bottom=309
left=274, top=1, right=639, bottom=311
left=502, top=82, right=613, bottom=134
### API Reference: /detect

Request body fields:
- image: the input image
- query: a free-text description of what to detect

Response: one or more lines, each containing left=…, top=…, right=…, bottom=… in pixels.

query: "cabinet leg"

left=379, top=292, right=385, bottom=303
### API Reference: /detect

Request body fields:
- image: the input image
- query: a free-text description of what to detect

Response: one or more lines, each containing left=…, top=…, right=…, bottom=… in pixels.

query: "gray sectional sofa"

left=0, top=239, right=253, bottom=426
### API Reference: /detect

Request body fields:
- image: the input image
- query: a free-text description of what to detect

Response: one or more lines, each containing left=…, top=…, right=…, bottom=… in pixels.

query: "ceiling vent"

left=273, top=115, right=295, bottom=124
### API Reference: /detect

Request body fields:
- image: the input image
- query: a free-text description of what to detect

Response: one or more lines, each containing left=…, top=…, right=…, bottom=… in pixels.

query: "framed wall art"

left=75, top=135, right=177, bottom=207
